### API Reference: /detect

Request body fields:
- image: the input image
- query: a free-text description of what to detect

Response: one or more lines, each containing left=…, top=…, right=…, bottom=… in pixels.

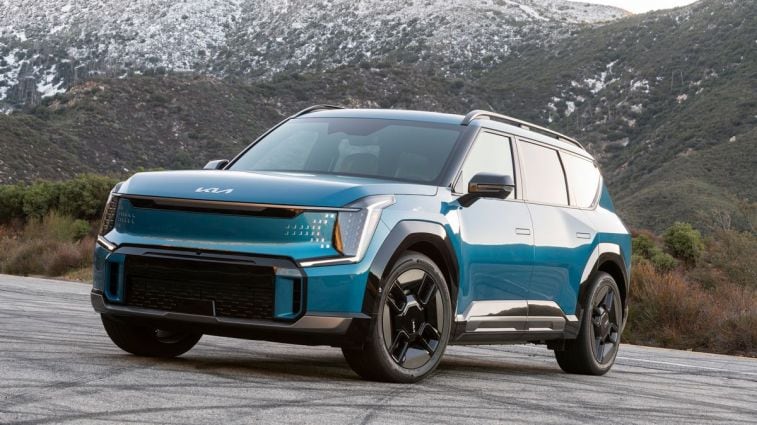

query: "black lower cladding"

left=124, top=255, right=278, bottom=321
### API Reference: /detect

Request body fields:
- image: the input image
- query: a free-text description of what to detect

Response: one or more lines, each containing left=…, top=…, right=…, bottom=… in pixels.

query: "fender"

left=576, top=244, right=629, bottom=327
left=361, top=220, right=459, bottom=317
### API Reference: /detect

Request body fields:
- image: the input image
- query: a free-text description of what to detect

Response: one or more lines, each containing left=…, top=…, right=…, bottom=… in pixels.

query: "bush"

left=664, top=222, right=705, bottom=265
left=0, top=174, right=119, bottom=223
left=705, top=230, right=757, bottom=289
left=23, top=212, right=94, bottom=242
left=0, top=234, right=94, bottom=277
left=632, top=233, right=655, bottom=258
left=650, top=250, right=677, bottom=272
left=632, top=231, right=678, bottom=272
left=57, top=174, right=120, bottom=219
left=625, top=261, right=756, bottom=356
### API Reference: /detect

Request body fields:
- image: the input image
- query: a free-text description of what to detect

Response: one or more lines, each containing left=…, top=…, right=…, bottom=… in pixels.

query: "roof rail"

left=291, top=104, right=345, bottom=118
left=461, top=110, right=585, bottom=150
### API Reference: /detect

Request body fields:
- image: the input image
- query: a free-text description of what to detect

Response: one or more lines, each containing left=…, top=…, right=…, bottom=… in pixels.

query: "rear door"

left=455, top=131, right=534, bottom=328
left=517, top=139, right=596, bottom=319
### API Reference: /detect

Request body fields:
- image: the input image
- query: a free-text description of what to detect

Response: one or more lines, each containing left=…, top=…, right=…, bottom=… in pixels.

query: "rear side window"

left=518, top=141, right=568, bottom=206
left=562, top=153, right=601, bottom=208
left=455, top=131, right=514, bottom=195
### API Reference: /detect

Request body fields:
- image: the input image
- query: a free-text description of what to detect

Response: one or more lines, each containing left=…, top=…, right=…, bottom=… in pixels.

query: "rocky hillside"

left=0, top=0, right=754, bottom=233
left=0, top=0, right=626, bottom=111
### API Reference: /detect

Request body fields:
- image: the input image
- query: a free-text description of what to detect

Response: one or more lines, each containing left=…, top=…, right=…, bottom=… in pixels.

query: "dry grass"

left=625, top=262, right=756, bottom=356
left=0, top=213, right=95, bottom=279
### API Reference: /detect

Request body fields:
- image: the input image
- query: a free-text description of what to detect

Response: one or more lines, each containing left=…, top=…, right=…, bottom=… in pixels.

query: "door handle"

left=576, top=232, right=592, bottom=240
left=515, top=228, right=531, bottom=236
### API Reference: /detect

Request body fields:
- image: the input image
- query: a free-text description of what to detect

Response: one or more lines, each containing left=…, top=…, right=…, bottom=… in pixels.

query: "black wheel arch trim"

left=362, top=220, right=459, bottom=318
left=577, top=252, right=629, bottom=325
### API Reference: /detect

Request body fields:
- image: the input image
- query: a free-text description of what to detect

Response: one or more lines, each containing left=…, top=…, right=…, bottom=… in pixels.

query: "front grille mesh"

left=124, top=256, right=275, bottom=320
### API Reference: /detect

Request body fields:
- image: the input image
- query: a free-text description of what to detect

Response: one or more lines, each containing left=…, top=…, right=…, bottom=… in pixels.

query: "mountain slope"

left=0, top=0, right=626, bottom=111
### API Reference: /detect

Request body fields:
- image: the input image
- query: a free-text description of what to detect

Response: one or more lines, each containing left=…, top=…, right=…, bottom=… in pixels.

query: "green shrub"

left=0, top=184, right=24, bottom=222
left=632, top=232, right=677, bottom=272
left=650, top=250, right=677, bottom=272
left=0, top=174, right=118, bottom=223
left=664, top=222, right=705, bottom=265
left=57, top=174, right=119, bottom=219
left=21, top=181, right=60, bottom=219
left=632, top=234, right=655, bottom=258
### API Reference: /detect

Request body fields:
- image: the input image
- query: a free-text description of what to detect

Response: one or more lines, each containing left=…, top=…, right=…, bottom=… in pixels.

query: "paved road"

left=0, top=275, right=755, bottom=424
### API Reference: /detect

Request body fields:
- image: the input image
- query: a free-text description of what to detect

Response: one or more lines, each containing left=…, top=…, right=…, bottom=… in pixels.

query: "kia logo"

left=195, top=187, right=234, bottom=194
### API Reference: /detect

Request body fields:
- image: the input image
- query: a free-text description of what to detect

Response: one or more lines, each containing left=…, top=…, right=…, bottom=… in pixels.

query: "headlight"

left=301, top=195, right=394, bottom=267
left=333, top=195, right=395, bottom=261
left=99, top=183, right=123, bottom=236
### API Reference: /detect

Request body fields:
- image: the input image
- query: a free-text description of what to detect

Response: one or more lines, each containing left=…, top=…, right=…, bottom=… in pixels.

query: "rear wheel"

left=101, top=315, right=202, bottom=358
left=554, top=272, right=622, bottom=375
left=342, top=251, right=452, bottom=383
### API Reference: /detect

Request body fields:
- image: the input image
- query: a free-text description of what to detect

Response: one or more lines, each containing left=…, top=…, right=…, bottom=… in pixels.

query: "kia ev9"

left=92, top=105, right=631, bottom=383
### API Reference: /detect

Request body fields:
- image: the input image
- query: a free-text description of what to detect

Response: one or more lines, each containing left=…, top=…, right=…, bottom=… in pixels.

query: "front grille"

left=124, top=256, right=275, bottom=320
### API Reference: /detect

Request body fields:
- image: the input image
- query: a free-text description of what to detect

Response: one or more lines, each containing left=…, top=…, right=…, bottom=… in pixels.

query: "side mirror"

left=458, top=173, right=515, bottom=207
left=203, top=159, right=229, bottom=170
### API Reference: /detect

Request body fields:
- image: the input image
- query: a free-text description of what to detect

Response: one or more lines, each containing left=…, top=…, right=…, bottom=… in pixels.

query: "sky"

left=569, top=0, right=700, bottom=13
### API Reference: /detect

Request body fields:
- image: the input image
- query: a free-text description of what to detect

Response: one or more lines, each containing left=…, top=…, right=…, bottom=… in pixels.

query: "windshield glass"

left=228, top=117, right=462, bottom=184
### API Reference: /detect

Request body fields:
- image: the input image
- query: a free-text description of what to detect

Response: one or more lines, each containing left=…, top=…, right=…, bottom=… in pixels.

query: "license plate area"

left=173, top=297, right=215, bottom=316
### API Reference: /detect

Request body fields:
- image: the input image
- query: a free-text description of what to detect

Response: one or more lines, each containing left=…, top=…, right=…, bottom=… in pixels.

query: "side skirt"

left=449, top=300, right=581, bottom=345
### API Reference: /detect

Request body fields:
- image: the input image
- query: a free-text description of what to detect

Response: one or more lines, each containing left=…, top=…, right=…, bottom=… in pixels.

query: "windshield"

left=228, top=117, right=462, bottom=184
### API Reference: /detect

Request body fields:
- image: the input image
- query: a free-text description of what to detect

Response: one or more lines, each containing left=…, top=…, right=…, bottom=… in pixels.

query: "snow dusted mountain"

left=0, top=0, right=627, bottom=111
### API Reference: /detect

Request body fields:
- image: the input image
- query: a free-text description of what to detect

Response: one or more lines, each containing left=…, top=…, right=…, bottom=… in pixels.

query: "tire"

left=555, top=271, right=622, bottom=375
left=101, top=314, right=202, bottom=358
left=342, top=251, right=452, bottom=383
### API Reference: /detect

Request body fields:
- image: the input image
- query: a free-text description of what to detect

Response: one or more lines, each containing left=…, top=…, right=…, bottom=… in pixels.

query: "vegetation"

left=663, top=222, right=705, bottom=266
left=625, top=223, right=756, bottom=356
left=0, top=175, right=115, bottom=281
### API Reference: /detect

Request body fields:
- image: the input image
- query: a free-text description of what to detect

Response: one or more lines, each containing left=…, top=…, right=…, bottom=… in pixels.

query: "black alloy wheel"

left=382, top=268, right=445, bottom=369
left=554, top=271, right=622, bottom=375
left=589, top=285, right=620, bottom=364
left=342, top=251, right=452, bottom=383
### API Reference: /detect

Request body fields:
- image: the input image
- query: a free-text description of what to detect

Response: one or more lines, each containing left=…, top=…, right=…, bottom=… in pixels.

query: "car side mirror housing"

left=203, top=159, right=229, bottom=170
left=459, top=173, right=515, bottom=207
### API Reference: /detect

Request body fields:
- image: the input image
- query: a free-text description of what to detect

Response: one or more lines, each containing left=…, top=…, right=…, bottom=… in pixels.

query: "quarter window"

left=455, top=132, right=514, bottom=195
left=562, top=153, right=601, bottom=208
left=518, top=141, right=568, bottom=205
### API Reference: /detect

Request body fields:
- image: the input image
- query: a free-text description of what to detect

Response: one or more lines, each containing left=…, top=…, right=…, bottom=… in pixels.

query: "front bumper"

left=92, top=290, right=369, bottom=346
left=92, top=243, right=375, bottom=347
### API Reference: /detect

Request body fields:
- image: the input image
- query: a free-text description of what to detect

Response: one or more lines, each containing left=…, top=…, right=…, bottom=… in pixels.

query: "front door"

left=454, top=131, right=534, bottom=329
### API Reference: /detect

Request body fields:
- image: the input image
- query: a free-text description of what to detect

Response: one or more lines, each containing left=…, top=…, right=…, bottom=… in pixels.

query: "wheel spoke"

left=602, top=289, right=615, bottom=311
left=418, top=325, right=440, bottom=354
left=594, top=336, right=604, bottom=362
left=389, top=332, right=410, bottom=363
left=387, top=283, right=407, bottom=312
left=416, top=274, right=437, bottom=306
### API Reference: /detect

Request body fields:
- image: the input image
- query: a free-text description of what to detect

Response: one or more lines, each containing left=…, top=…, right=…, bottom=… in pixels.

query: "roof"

left=301, top=108, right=465, bottom=125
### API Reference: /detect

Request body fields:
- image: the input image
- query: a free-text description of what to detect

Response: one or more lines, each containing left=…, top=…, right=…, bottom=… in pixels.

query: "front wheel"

left=101, top=315, right=202, bottom=358
left=554, top=271, right=622, bottom=375
left=342, top=251, right=452, bottom=383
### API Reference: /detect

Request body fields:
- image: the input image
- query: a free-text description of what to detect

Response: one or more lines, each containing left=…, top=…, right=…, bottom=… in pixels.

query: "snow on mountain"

left=0, top=0, right=627, bottom=110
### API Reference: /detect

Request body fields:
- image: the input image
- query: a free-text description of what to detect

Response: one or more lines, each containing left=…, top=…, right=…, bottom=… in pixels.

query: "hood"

left=117, top=170, right=437, bottom=207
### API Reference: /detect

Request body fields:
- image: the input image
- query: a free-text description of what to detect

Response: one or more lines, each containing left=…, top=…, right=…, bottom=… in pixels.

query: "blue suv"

left=92, top=106, right=631, bottom=382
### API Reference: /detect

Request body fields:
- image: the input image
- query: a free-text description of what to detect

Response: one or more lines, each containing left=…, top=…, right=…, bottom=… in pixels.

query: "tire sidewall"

left=579, top=272, right=622, bottom=374
left=368, top=252, right=452, bottom=382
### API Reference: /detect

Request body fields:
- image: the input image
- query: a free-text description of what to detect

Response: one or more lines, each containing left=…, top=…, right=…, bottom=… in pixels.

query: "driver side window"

left=454, top=131, right=515, bottom=196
